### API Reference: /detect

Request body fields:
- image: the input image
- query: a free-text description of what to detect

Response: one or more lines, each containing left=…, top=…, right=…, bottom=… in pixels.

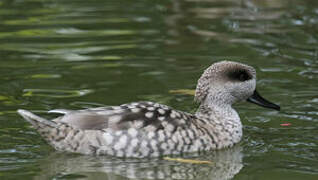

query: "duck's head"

left=195, top=61, right=280, bottom=110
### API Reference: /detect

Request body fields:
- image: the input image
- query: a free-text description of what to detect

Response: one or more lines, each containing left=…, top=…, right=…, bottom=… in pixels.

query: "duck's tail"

left=17, top=109, right=73, bottom=150
left=17, top=109, right=92, bottom=154
left=17, top=109, right=63, bottom=145
left=17, top=109, right=57, bottom=129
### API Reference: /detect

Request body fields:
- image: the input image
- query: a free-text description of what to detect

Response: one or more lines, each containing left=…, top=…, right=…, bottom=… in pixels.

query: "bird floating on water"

left=18, top=61, right=280, bottom=157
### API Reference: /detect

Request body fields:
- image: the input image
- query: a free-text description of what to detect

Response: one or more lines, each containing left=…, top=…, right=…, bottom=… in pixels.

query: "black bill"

left=247, top=90, right=280, bottom=111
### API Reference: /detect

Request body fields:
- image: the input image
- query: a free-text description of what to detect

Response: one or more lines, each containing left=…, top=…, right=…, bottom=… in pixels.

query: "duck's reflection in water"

left=35, top=145, right=243, bottom=180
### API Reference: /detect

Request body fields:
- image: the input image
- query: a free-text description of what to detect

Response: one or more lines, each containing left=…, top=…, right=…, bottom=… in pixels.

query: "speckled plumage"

left=17, top=61, right=278, bottom=157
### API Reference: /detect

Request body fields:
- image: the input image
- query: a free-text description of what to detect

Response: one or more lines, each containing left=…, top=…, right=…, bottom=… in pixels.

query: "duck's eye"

left=227, top=69, right=252, bottom=81
left=239, top=71, right=250, bottom=81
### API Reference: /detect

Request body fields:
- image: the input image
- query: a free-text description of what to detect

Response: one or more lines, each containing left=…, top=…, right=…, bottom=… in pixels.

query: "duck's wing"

left=50, top=101, right=194, bottom=132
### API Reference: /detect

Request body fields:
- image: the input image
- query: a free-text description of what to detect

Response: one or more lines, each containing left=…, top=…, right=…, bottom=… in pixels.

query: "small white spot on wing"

left=131, top=102, right=139, bottom=106
left=148, top=131, right=155, bottom=139
left=158, top=109, right=165, bottom=115
left=147, top=107, right=155, bottom=111
left=128, top=128, right=138, bottom=137
left=170, top=111, right=177, bottom=119
left=144, top=125, right=157, bottom=132
left=146, top=102, right=154, bottom=105
left=166, top=123, right=175, bottom=132
left=161, top=105, right=170, bottom=110
left=145, top=112, right=154, bottom=118
left=175, top=112, right=181, bottom=118
left=131, top=108, right=141, bottom=113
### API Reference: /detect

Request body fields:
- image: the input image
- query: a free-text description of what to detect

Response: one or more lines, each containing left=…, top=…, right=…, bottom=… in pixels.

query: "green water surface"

left=0, top=0, right=317, bottom=179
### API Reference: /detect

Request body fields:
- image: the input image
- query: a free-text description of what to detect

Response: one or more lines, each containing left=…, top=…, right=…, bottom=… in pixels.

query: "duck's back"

left=53, top=101, right=191, bottom=131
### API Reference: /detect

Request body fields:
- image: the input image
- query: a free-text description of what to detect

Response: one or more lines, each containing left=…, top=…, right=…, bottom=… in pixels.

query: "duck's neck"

left=195, top=101, right=243, bottom=146
left=195, top=100, right=241, bottom=126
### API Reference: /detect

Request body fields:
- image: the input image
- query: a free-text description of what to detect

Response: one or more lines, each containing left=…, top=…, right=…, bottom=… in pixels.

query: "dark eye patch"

left=227, top=69, right=252, bottom=81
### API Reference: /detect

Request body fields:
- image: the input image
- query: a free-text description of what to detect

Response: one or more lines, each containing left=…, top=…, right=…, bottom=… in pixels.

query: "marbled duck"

left=18, top=61, right=280, bottom=157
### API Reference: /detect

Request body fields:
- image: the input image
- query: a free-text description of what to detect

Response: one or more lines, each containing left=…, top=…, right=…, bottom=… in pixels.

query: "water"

left=0, top=0, right=317, bottom=179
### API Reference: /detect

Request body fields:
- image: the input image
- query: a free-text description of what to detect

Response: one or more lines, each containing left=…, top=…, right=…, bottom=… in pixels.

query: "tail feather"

left=17, top=109, right=78, bottom=152
left=17, top=109, right=57, bottom=128
left=17, top=109, right=93, bottom=155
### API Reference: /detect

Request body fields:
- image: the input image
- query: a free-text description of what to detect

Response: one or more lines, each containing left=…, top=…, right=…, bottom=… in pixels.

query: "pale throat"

left=195, top=101, right=243, bottom=144
left=195, top=95, right=241, bottom=126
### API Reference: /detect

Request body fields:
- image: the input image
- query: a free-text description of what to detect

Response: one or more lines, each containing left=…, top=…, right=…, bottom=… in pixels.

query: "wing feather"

left=51, top=101, right=193, bottom=132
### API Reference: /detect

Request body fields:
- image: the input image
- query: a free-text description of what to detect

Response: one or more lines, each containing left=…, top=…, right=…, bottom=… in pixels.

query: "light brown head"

left=195, top=61, right=280, bottom=110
